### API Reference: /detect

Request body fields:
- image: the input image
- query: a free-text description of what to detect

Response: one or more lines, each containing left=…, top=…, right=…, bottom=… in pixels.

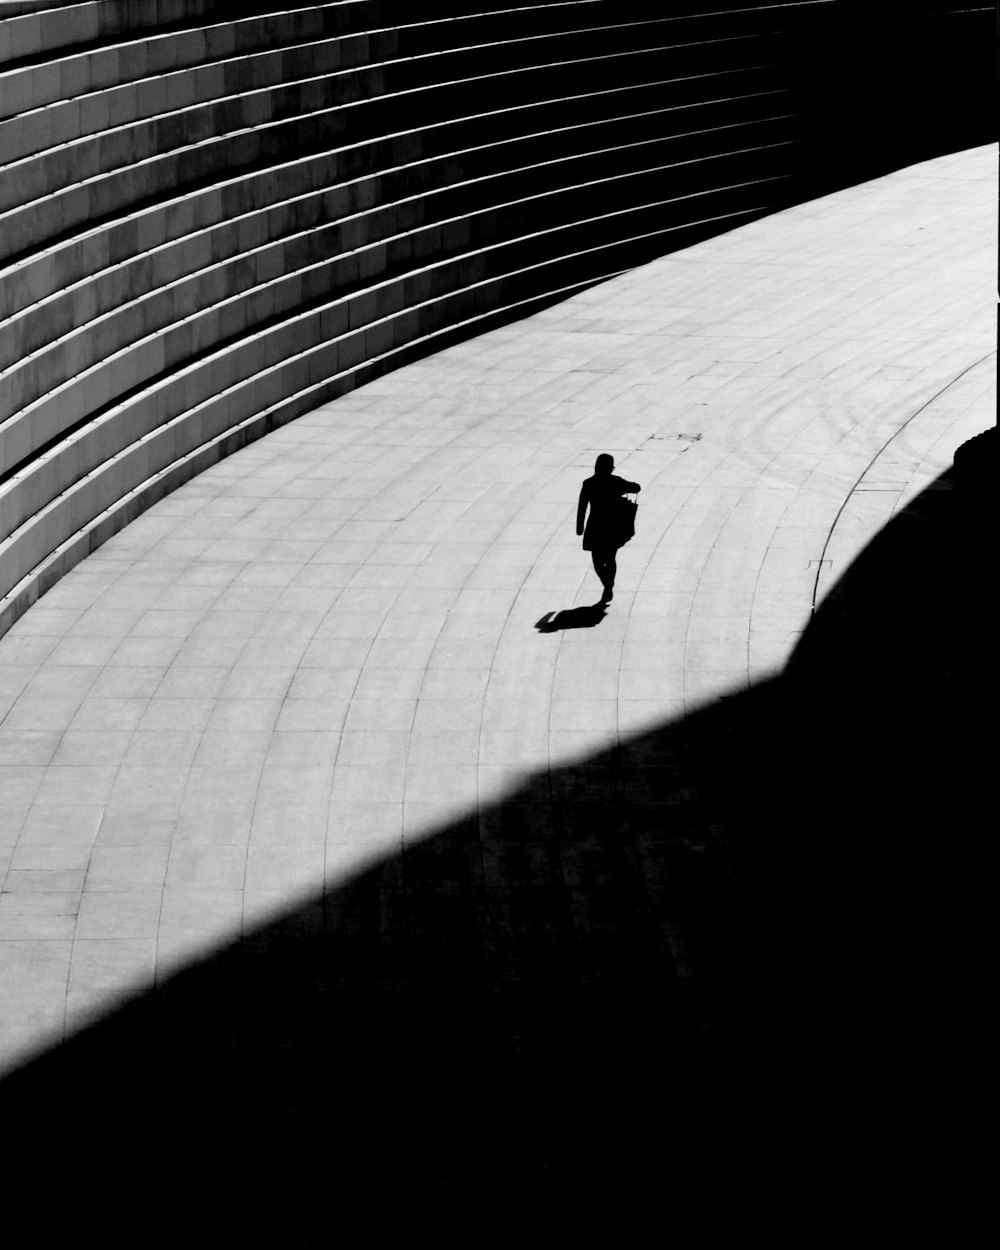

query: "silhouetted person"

left=576, top=454, right=640, bottom=602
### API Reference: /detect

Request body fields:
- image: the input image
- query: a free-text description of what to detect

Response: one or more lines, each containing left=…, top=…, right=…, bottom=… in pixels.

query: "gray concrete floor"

left=0, top=143, right=995, bottom=1078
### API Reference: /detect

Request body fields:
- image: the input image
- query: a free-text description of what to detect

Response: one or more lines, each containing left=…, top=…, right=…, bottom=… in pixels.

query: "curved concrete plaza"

left=1, top=141, right=995, bottom=1063
left=0, top=145, right=995, bottom=1224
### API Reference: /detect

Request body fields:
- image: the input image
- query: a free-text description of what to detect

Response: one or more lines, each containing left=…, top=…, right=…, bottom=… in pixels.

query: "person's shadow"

left=535, top=602, right=607, bottom=631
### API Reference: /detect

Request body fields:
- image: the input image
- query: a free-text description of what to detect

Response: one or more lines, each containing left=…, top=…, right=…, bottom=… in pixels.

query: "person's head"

left=595, top=454, right=614, bottom=476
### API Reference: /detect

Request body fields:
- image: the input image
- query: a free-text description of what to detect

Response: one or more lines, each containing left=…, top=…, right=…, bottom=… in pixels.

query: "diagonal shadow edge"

left=1, top=433, right=992, bottom=1237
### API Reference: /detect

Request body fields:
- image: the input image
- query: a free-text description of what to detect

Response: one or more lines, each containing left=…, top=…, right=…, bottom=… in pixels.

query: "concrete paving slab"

left=0, top=145, right=995, bottom=1100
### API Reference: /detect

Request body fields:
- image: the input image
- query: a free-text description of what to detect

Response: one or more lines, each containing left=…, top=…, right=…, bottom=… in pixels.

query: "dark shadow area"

left=535, top=603, right=608, bottom=632
left=788, top=0, right=996, bottom=198
left=3, top=431, right=993, bottom=1241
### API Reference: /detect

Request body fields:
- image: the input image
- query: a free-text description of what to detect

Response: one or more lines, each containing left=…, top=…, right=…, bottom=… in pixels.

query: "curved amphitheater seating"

left=0, top=0, right=991, bottom=637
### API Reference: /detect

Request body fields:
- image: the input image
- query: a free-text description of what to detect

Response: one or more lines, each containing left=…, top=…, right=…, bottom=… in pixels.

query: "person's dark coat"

left=576, top=474, right=640, bottom=552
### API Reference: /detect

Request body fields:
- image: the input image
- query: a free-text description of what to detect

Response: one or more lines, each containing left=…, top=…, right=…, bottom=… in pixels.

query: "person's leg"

left=592, top=548, right=613, bottom=599
left=605, top=550, right=617, bottom=591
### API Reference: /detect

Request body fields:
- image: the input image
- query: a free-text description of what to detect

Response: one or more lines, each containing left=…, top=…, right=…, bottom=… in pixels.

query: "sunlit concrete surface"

left=0, top=144, right=994, bottom=1073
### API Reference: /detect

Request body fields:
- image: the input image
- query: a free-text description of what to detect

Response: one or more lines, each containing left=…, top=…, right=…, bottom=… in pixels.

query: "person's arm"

left=576, top=482, right=589, bottom=535
left=620, top=479, right=641, bottom=493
